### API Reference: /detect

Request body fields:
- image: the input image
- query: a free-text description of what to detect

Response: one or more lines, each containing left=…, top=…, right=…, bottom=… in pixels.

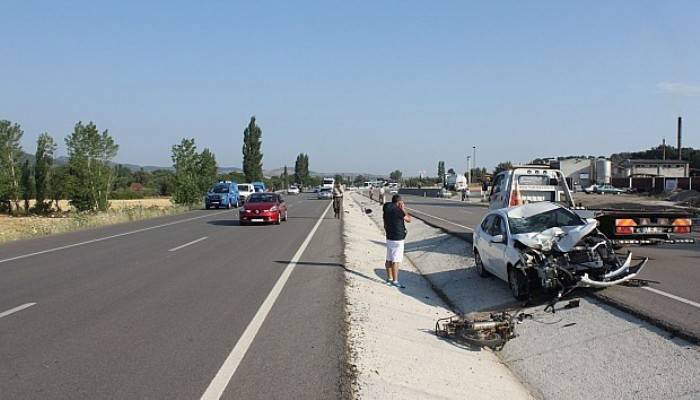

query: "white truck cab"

left=489, top=166, right=575, bottom=210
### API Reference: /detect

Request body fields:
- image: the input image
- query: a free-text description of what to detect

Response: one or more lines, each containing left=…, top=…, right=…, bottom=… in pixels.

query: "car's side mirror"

left=491, top=234, right=505, bottom=244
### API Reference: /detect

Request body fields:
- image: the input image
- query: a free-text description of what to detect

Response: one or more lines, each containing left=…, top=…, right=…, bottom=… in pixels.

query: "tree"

left=494, top=161, right=513, bottom=175
left=353, top=175, right=366, bottom=186
left=65, top=121, right=119, bottom=211
left=389, top=170, right=402, bottom=182
left=334, top=174, right=344, bottom=185
left=49, top=165, right=70, bottom=212
left=281, top=165, right=289, bottom=189
left=294, top=153, right=310, bottom=185
left=171, top=138, right=201, bottom=207
left=437, top=161, right=445, bottom=186
left=197, top=148, right=218, bottom=194
left=242, top=116, right=263, bottom=182
left=34, top=132, right=57, bottom=213
left=150, top=169, right=175, bottom=196
left=0, top=120, right=24, bottom=215
left=20, top=159, right=33, bottom=213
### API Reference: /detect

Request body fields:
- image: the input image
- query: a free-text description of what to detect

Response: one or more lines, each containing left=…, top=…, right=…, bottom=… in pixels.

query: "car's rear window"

left=248, top=194, right=276, bottom=203
left=517, top=175, right=549, bottom=185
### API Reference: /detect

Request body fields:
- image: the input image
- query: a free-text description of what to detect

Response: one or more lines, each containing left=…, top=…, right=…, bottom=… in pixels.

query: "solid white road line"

left=0, top=210, right=232, bottom=265
left=168, top=236, right=208, bottom=252
left=406, top=207, right=475, bottom=231
left=0, top=302, right=36, bottom=319
left=200, top=201, right=333, bottom=400
left=642, top=287, right=700, bottom=310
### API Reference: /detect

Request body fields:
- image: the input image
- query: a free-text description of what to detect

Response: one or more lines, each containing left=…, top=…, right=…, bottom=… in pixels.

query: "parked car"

left=238, top=183, right=255, bottom=203
left=287, top=185, right=300, bottom=195
left=205, top=181, right=240, bottom=209
left=317, top=187, right=333, bottom=199
left=595, top=184, right=624, bottom=195
left=473, top=202, right=646, bottom=300
left=239, top=193, right=288, bottom=225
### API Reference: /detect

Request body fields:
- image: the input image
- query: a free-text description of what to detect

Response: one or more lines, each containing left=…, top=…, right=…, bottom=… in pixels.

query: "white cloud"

left=657, top=82, right=700, bottom=96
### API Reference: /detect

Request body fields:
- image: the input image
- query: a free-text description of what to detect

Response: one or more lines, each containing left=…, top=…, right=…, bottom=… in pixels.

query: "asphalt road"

left=0, top=194, right=348, bottom=399
left=395, top=193, right=700, bottom=341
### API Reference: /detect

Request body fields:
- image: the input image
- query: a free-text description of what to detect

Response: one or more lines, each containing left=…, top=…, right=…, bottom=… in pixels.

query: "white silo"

left=595, top=158, right=612, bottom=184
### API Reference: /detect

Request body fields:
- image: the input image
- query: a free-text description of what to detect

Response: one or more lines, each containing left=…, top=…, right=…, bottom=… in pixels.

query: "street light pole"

left=473, top=146, right=477, bottom=178
left=467, top=155, right=471, bottom=185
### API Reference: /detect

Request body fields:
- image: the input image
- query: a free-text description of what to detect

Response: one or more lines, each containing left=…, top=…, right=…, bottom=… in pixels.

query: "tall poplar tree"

left=242, top=116, right=263, bottom=182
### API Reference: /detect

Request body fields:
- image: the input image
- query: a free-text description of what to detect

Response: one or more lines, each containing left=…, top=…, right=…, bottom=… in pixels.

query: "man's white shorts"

left=386, top=239, right=405, bottom=263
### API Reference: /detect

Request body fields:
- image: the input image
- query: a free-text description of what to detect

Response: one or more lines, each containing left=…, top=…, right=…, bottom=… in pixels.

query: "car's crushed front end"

left=508, top=203, right=648, bottom=294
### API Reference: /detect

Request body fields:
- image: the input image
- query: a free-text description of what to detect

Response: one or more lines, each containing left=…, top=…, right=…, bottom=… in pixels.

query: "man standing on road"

left=332, top=182, right=344, bottom=219
left=383, top=194, right=412, bottom=288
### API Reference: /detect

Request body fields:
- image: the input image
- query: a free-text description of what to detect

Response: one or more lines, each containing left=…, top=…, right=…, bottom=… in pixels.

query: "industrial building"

left=549, top=157, right=611, bottom=188
left=614, top=159, right=690, bottom=178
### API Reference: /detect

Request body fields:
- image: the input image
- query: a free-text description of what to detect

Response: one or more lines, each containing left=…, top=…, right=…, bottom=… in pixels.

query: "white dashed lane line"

left=0, top=303, right=37, bottom=320
left=168, top=236, right=209, bottom=252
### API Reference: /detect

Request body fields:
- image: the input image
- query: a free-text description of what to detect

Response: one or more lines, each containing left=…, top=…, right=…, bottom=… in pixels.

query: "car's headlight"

left=270, top=206, right=278, bottom=212
left=245, top=209, right=252, bottom=213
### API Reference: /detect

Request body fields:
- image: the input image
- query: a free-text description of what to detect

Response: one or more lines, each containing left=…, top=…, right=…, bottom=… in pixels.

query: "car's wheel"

left=275, top=212, right=281, bottom=225
left=226, top=202, right=231, bottom=209
left=283, top=210, right=288, bottom=221
left=205, top=204, right=210, bottom=210
left=508, top=265, right=528, bottom=301
left=474, top=250, right=490, bottom=277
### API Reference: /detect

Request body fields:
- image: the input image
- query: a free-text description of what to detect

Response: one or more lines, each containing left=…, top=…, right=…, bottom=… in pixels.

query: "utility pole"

left=472, top=146, right=477, bottom=180
left=662, top=138, right=666, bottom=160
left=468, top=157, right=472, bottom=185
left=677, top=116, right=682, bottom=161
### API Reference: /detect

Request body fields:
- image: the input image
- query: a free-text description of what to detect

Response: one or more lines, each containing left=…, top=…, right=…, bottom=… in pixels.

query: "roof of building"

left=624, top=159, right=689, bottom=165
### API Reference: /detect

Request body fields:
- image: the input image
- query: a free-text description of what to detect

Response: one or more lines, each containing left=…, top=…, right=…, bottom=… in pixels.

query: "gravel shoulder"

left=343, top=193, right=533, bottom=399
left=354, top=192, right=700, bottom=400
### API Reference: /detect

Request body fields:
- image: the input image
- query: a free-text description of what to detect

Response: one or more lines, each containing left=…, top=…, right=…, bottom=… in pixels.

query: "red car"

left=240, top=192, right=288, bottom=225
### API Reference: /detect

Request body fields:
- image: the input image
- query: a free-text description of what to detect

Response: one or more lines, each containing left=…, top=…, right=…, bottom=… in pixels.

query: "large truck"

left=489, top=166, right=694, bottom=246
left=322, top=177, right=335, bottom=190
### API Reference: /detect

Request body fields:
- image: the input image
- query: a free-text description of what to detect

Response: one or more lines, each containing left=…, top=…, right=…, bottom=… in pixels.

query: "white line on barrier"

left=406, top=207, right=475, bottom=231
left=642, top=287, right=700, bottom=310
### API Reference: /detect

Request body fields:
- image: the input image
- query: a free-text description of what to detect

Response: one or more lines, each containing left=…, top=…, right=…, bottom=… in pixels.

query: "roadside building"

left=615, top=159, right=690, bottom=178
left=549, top=157, right=596, bottom=188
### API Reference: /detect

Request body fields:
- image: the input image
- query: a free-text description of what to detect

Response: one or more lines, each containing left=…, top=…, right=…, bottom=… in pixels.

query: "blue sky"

left=2, top=1, right=699, bottom=176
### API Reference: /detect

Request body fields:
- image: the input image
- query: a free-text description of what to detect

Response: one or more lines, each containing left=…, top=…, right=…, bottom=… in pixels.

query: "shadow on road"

left=207, top=219, right=241, bottom=226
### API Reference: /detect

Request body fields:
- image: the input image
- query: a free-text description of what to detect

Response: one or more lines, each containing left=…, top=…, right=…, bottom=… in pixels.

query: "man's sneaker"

left=392, top=280, right=405, bottom=289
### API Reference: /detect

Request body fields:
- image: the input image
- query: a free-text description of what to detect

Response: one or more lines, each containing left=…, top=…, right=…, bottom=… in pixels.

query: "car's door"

left=278, top=194, right=286, bottom=214
left=486, top=215, right=509, bottom=281
left=477, top=215, right=496, bottom=272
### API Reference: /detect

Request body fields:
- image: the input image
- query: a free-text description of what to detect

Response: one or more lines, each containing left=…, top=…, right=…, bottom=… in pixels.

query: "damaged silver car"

left=473, top=202, right=648, bottom=300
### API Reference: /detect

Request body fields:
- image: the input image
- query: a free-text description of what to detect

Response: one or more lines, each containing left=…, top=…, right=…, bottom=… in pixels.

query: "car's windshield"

left=508, top=208, right=584, bottom=234
left=248, top=194, right=276, bottom=203
left=211, top=184, right=229, bottom=193
left=239, top=185, right=252, bottom=192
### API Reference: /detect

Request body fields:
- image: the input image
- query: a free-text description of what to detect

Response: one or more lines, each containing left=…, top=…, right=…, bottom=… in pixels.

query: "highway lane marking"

left=0, top=210, right=233, bottom=265
left=642, top=287, right=700, bottom=310
left=168, top=236, right=208, bottom=252
left=406, top=207, right=475, bottom=231
left=0, top=302, right=36, bottom=319
left=200, top=201, right=333, bottom=400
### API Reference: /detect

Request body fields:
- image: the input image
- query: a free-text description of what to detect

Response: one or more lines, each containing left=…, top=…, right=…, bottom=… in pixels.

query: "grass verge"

left=0, top=204, right=190, bottom=244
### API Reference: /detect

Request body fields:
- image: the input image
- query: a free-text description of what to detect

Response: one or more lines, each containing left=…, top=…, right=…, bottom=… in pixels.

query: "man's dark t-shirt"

left=383, top=202, right=407, bottom=241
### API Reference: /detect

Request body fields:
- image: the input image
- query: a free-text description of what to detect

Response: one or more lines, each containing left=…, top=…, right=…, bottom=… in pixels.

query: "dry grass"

left=0, top=198, right=189, bottom=244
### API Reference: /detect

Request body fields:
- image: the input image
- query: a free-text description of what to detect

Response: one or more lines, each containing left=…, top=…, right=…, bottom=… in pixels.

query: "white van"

left=238, top=183, right=255, bottom=203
